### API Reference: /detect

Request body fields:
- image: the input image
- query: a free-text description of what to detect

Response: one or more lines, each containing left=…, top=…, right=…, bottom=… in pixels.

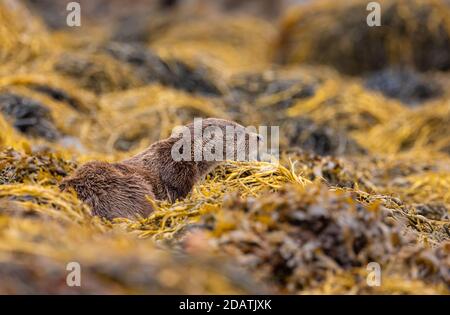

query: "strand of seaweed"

left=114, top=161, right=310, bottom=240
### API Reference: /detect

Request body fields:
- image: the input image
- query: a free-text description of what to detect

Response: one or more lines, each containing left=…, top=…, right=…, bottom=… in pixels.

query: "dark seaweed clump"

left=53, top=53, right=138, bottom=94
left=365, top=68, right=442, bottom=105
left=30, top=85, right=85, bottom=112
left=0, top=93, right=60, bottom=141
left=226, top=71, right=317, bottom=111
left=205, top=184, right=413, bottom=291
left=413, top=203, right=449, bottom=221
left=0, top=148, right=75, bottom=185
left=104, top=42, right=222, bottom=96
left=283, top=118, right=366, bottom=156
left=164, top=59, right=222, bottom=95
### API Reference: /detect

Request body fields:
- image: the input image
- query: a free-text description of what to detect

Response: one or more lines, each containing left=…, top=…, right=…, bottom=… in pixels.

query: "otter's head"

left=170, top=118, right=263, bottom=164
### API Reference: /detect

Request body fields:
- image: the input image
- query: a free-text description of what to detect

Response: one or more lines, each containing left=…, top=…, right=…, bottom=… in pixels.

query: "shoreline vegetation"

left=0, top=0, right=448, bottom=294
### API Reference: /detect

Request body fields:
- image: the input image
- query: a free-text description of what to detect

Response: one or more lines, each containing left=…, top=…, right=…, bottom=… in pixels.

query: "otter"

left=60, top=118, right=262, bottom=220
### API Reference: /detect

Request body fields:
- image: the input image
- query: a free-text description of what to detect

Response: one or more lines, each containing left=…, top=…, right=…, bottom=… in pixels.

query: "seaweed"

left=0, top=148, right=75, bottom=186
left=199, top=183, right=430, bottom=292
left=0, top=0, right=449, bottom=295
left=0, top=93, right=60, bottom=141
left=103, top=42, right=222, bottom=95
left=31, top=85, right=85, bottom=112
left=276, top=0, right=450, bottom=74
left=357, top=101, right=450, bottom=155
left=54, top=52, right=142, bottom=94
left=365, top=68, right=443, bottom=105
left=0, top=0, right=49, bottom=64
left=280, top=117, right=366, bottom=156
left=225, top=69, right=365, bottom=155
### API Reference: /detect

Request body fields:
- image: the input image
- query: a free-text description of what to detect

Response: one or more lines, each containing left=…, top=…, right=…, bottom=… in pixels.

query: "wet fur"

left=60, top=118, right=259, bottom=220
left=59, top=161, right=154, bottom=220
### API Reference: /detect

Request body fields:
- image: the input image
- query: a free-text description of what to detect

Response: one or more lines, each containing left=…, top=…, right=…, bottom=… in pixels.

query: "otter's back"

left=60, top=161, right=154, bottom=220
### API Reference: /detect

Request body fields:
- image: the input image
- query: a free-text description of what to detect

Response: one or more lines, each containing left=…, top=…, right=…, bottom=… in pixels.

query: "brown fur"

left=60, top=118, right=261, bottom=220
left=59, top=161, right=154, bottom=220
